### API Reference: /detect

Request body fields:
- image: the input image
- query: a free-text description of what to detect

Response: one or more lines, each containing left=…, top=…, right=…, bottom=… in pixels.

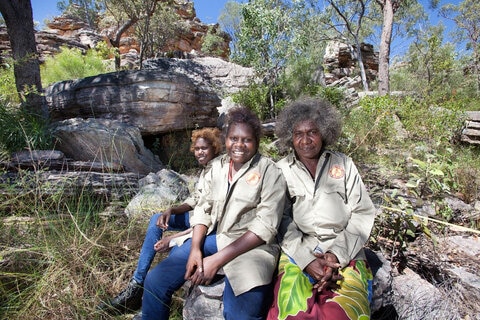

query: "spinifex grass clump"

left=0, top=175, right=136, bottom=319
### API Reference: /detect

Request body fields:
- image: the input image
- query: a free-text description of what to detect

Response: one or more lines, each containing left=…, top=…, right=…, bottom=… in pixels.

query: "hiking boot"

left=97, top=278, right=143, bottom=315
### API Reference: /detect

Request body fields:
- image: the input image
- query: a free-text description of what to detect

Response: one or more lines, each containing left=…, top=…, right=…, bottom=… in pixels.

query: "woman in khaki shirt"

left=267, top=97, right=376, bottom=320
left=141, top=107, right=286, bottom=320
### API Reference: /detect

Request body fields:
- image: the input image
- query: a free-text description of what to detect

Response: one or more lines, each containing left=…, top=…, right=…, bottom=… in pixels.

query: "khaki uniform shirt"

left=190, top=153, right=286, bottom=295
left=277, top=150, right=376, bottom=270
left=183, top=165, right=209, bottom=209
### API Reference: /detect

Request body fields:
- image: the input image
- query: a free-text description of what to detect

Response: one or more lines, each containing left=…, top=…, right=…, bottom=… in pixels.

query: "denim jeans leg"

left=167, top=212, right=190, bottom=231
left=223, top=276, right=274, bottom=320
left=141, top=234, right=218, bottom=320
left=132, top=213, right=163, bottom=284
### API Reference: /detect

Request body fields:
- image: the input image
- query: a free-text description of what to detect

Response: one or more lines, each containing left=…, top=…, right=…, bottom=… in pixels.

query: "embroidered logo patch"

left=328, top=165, right=345, bottom=179
left=245, top=171, right=261, bottom=185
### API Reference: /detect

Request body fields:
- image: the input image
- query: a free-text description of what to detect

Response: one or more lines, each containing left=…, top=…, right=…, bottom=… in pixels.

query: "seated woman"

left=140, top=106, right=286, bottom=320
left=267, top=97, right=376, bottom=320
left=98, top=127, right=222, bottom=315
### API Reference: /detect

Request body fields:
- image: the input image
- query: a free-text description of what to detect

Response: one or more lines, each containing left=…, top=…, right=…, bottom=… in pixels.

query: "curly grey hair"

left=275, top=97, right=342, bottom=152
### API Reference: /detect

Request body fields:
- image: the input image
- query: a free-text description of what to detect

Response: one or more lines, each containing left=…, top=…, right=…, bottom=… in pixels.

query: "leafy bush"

left=232, top=82, right=278, bottom=120
left=340, top=96, right=399, bottom=158
left=405, top=150, right=457, bottom=199
left=201, top=27, right=227, bottom=56
left=41, top=45, right=114, bottom=87
left=397, top=96, right=465, bottom=145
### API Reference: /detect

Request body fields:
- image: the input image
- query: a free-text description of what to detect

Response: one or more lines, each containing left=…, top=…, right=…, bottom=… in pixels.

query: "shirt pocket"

left=287, top=186, right=305, bottom=203
left=233, top=184, right=260, bottom=207
left=322, top=177, right=346, bottom=204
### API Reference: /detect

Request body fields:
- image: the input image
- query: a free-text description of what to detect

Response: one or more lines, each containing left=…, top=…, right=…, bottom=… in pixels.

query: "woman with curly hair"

left=267, top=97, right=376, bottom=320
left=98, top=127, right=222, bottom=315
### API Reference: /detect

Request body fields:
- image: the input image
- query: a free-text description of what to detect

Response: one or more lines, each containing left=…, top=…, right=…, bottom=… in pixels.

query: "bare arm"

left=157, top=203, right=193, bottom=229
left=153, top=228, right=192, bottom=252
left=185, top=224, right=208, bottom=281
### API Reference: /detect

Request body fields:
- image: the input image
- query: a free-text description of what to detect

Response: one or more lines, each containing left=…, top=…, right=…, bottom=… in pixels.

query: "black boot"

left=98, top=278, right=143, bottom=315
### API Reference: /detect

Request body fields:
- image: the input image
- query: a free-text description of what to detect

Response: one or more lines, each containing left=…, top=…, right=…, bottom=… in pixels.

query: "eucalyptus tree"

left=101, top=0, right=178, bottom=70
left=440, top=0, right=480, bottom=94
left=375, top=0, right=425, bottom=95
left=218, top=1, right=243, bottom=57
left=0, top=0, right=44, bottom=116
left=403, top=24, right=456, bottom=97
left=133, top=0, right=182, bottom=69
left=233, top=0, right=319, bottom=119
left=318, top=0, right=378, bottom=92
left=57, top=0, right=103, bottom=29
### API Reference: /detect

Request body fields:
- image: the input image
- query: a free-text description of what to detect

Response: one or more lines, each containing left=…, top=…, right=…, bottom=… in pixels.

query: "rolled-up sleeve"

left=248, top=164, right=286, bottom=244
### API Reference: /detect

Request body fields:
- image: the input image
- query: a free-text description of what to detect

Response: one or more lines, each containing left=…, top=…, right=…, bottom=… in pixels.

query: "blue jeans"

left=132, top=212, right=190, bottom=285
left=141, top=234, right=274, bottom=320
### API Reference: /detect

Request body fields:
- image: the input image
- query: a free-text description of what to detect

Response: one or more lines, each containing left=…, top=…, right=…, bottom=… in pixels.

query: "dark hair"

left=224, top=107, right=262, bottom=145
left=275, top=97, right=342, bottom=152
left=190, top=127, right=223, bottom=156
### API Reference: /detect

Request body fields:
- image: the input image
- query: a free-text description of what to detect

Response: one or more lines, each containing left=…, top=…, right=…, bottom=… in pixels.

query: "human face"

left=225, top=123, right=257, bottom=169
left=292, top=120, right=323, bottom=162
left=193, top=137, right=215, bottom=167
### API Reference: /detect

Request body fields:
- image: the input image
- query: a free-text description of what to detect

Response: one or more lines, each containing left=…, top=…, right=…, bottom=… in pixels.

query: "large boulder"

left=46, top=68, right=221, bottom=135
left=51, top=118, right=162, bottom=175
left=143, top=57, right=254, bottom=97
left=124, top=168, right=191, bottom=218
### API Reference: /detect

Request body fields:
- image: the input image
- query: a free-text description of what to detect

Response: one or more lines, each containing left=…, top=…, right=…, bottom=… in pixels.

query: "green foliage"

left=370, top=195, right=430, bottom=253
left=340, top=96, right=399, bottom=156
left=40, top=46, right=113, bottom=87
left=57, top=0, right=104, bottom=29
left=232, top=81, right=282, bottom=121
left=396, top=96, right=465, bottom=144
left=232, top=0, right=321, bottom=118
left=201, top=27, right=227, bottom=56
left=135, top=2, right=185, bottom=68
left=317, top=86, right=345, bottom=109
left=0, top=60, right=19, bottom=104
left=390, top=24, right=477, bottom=102
left=0, top=102, right=53, bottom=157
left=259, top=136, right=281, bottom=162
left=405, top=150, right=457, bottom=199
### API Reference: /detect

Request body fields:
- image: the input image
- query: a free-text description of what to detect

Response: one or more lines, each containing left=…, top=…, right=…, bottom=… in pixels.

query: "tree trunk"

left=0, top=0, right=46, bottom=117
left=378, top=0, right=394, bottom=96
left=109, top=18, right=138, bottom=71
left=474, top=38, right=480, bottom=95
left=355, top=40, right=370, bottom=92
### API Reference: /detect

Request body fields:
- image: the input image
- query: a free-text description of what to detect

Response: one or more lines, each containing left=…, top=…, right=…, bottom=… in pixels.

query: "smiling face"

left=225, top=122, right=257, bottom=170
left=292, top=119, right=323, bottom=163
left=193, top=137, right=215, bottom=167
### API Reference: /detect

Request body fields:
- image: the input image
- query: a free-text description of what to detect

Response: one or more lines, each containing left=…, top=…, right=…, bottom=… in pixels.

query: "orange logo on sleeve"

left=328, top=165, right=345, bottom=179
left=245, top=171, right=261, bottom=185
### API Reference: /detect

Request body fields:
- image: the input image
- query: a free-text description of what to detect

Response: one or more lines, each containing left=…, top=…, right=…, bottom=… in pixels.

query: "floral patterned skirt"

left=267, top=253, right=373, bottom=320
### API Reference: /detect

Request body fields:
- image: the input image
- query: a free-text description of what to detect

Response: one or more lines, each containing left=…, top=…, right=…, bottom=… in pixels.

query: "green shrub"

left=397, top=96, right=465, bottom=144
left=201, top=27, right=226, bottom=56
left=232, top=82, right=275, bottom=120
left=340, top=96, right=399, bottom=157
left=41, top=46, right=113, bottom=87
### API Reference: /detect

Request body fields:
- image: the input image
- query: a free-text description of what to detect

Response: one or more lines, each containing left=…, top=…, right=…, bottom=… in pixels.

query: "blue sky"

left=30, top=0, right=463, bottom=58
left=31, top=0, right=230, bottom=27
